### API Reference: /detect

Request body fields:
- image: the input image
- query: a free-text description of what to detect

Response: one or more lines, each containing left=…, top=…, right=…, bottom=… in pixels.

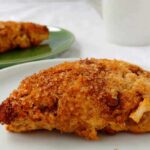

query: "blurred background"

left=0, top=0, right=150, bottom=67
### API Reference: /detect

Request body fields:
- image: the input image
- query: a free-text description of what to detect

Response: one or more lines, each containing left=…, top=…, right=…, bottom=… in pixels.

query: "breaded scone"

left=0, top=21, right=49, bottom=53
left=0, top=59, right=150, bottom=140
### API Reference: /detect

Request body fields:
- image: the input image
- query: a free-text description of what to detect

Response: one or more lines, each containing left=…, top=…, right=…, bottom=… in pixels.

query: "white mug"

left=99, top=0, right=150, bottom=46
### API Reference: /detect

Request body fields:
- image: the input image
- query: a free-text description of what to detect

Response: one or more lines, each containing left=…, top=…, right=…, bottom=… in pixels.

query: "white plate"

left=0, top=59, right=150, bottom=150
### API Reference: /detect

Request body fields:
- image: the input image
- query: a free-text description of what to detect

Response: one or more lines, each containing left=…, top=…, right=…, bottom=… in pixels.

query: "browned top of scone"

left=0, top=58, right=150, bottom=140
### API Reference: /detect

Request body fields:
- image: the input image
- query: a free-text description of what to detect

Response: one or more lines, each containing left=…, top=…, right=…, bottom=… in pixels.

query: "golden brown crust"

left=0, top=21, right=49, bottom=53
left=0, top=58, right=150, bottom=140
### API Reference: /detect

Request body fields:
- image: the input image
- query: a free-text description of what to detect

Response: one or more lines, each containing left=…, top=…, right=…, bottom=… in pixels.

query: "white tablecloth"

left=0, top=0, right=150, bottom=68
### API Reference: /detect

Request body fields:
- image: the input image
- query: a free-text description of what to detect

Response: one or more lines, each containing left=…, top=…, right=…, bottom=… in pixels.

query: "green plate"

left=0, top=27, right=75, bottom=68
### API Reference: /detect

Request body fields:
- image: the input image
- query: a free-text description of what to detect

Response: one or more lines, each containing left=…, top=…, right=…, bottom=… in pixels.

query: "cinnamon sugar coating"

left=1, top=58, right=150, bottom=140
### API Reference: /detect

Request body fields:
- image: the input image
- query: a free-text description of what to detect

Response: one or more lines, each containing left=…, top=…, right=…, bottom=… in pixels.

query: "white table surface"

left=0, top=0, right=150, bottom=68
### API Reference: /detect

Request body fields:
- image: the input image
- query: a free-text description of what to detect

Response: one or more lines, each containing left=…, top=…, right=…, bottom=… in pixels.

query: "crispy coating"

left=0, top=58, right=150, bottom=140
left=0, top=21, right=49, bottom=53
